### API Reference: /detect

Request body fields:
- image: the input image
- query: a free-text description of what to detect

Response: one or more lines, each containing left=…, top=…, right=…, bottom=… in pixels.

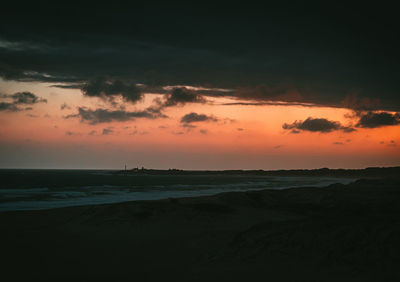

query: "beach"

left=0, top=169, right=356, bottom=211
left=1, top=176, right=400, bottom=281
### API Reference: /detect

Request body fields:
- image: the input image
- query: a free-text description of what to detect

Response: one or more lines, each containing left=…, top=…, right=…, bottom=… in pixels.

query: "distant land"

left=1, top=167, right=399, bottom=190
left=119, top=166, right=400, bottom=177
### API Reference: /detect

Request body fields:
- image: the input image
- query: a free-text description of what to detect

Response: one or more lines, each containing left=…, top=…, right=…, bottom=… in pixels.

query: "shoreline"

left=0, top=176, right=355, bottom=212
left=1, top=177, right=400, bottom=281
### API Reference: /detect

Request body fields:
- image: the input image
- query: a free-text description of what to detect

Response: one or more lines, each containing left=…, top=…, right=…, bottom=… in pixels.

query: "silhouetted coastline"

left=118, top=166, right=400, bottom=177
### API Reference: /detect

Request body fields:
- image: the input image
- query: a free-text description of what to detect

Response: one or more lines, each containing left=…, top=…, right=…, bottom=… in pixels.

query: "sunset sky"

left=1, top=2, right=399, bottom=169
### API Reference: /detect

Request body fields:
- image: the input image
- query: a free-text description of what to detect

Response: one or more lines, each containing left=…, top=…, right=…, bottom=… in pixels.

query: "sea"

left=0, top=169, right=355, bottom=211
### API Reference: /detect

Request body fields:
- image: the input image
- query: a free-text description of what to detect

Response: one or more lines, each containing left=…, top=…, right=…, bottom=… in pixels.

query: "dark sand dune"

left=1, top=178, right=400, bottom=281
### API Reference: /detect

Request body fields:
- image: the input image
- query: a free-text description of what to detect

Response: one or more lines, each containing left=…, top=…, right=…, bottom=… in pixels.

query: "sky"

left=0, top=2, right=399, bottom=169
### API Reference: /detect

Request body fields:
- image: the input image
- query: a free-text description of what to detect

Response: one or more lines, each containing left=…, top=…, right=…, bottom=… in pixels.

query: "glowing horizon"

left=1, top=79, right=399, bottom=170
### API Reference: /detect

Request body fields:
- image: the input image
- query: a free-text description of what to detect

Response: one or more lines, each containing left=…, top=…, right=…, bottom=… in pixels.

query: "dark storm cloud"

left=0, top=102, right=18, bottom=111
left=158, top=87, right=206, bottom=108
left=355, top=111, right=400, bottom=128
left=0, top=91, right=47, bottom=111
left=283, top=117, right=355, bottom=133
left=81, top=77, right=142, bottom=103
left=51, top=84, right=83, bottom=89
left=65, top=107, right=166, bottom=124
left=1, top=91, right=47, bottom=105
left=1, top=3, right=400, bottom=110
left=220, top=101, right=317, bottom=107
left=11, top=92, right=47, bottom=104
left=180, top=112, right=218, bottom=124
left=233, top=85, right=302, bottom=103
left=340, top=94, right=382, bottom=112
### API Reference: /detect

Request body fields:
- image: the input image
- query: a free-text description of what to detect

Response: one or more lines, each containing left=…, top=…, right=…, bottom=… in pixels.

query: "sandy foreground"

left=1, top=178, right=400, bottom=281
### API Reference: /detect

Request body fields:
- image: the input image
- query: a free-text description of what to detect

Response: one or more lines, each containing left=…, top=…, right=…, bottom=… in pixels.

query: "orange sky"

left=0, top=79, right=399, bottom=169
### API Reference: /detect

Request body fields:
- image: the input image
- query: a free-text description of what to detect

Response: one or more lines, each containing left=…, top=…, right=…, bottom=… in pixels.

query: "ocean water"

left=0, top=170, right=354, bottom=211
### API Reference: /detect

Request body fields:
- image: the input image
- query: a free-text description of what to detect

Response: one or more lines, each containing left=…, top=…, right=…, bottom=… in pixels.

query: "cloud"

left=147, top=87, right=208, bottom=112
left=102, top=128, right=114, bottom=135
left=355, top=111, right=400, bottom=128
left=60, top=103, right=71, bottom=110
left=0, top=102, right=18, bottom=111
left=233, top=84, right=303, bottom=102
left=65, top=107, right=166, bottom=124
left=65, top=131, right=81, bottom=136
left=9, top=92, right=47, bottom=104
left=341, top=94, right=381, bottom=112
left=81, top=77, right=142, bottom=104
left=26, top=113, right=39, bottom=118
left=51, top=83, right=83, bottom=89
left=341, top=126, right=357, bottom=133
left=180, top=112, right=218, bottom=124
left=220, top=101, right=317, bottom=107
left=129, top=129, right=150, bottom=135
left=1, top=4, right=400, bottom=111
left=159, top=87, right=206, bottom=107
left=283, top=117, right=355, bottom=133
left=0, top=91, right=47, bottom=111
left=182, top=123, right=197, bottom=129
